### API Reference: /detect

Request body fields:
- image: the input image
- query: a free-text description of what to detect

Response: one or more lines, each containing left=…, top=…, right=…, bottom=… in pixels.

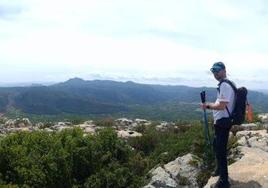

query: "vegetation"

left=0, top=128, right=146, bottom=187
left=0, top=119, right=218, bottom=187
left=0, top=79, right=267, bottom=122
left=0, top=79, right=264, bottom=187
left=179, top=176, right=191, bottom=186
left=124, top=121, right=215, bottom=187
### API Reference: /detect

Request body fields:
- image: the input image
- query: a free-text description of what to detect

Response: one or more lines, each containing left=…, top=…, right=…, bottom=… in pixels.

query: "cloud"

left=0, top=0, right=268, bottom=89
left=0, top=5, right=23, bottom=20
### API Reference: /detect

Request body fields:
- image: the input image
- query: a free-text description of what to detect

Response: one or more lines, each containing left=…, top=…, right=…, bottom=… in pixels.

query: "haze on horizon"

left=1, top=0, right=268, bottom=89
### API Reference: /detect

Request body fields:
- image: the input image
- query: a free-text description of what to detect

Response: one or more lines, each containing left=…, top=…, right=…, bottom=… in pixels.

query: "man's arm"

left=200, top=82, right=232, bottom=110
left=206, top=101, right=228, bottom=110
left=201, top=101, right=228, bottom=110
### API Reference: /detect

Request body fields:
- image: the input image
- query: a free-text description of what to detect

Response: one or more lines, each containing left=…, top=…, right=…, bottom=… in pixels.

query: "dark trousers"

left=213, top=118, right=232, bottom=182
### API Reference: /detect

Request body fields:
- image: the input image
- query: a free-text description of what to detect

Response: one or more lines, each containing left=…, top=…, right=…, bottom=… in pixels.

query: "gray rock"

left=148, top=167, right=177, bottom=188
left=117, top=130, right=142, bottom=138
left=205, top=147, right=268, bottom=188
left=144, top=154, right=201, bottom=188
left=205, top=129, right=268, bottom=188
left=258, top=113, right=268, bottom=123
left=237, top=136, right=247, bottom=146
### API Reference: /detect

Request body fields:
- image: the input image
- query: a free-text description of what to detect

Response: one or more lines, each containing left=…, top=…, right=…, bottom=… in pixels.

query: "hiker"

left=201, top=62, right=234, bottom=188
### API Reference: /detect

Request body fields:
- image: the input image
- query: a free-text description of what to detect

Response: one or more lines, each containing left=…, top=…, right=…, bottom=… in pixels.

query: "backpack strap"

left=218, top=79, right=237, bottom=92
left=218, top=79, right=237, bottom=117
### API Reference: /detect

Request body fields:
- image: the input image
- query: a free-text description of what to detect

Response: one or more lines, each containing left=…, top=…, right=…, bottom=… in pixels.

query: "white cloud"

left=0, top=0, right=268, bottom=89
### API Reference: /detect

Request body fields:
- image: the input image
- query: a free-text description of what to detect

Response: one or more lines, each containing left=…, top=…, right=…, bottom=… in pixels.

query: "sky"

left=0, top=0, right=268, bottom=89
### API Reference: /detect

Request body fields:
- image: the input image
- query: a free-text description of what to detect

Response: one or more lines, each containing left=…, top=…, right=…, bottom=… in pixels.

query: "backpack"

left=218, top=79, right=248, bottom=125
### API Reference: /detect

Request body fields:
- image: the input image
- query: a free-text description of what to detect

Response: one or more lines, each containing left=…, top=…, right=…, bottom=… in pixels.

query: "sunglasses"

left=210, top=67, right=222, bottom=73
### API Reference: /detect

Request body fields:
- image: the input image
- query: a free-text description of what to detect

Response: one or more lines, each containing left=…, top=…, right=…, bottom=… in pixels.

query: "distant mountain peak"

left=125, top=81, right=135, bottom=84
left=56, top=77, right=87, bottom=87
left=66, top=77, right=85, bottom=83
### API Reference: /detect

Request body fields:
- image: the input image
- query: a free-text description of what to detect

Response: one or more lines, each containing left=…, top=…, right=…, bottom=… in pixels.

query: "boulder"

left=4, top=118, right=32, bottom=128
left=231, top=123, right=259, bottom=134
left=115, top=118, right=133, bottom=126
left=205, top=129, right=268, bottom=188
left=4, top=119, right=15, bottom=128
left=22, top=118, right=32, bottom=127
left=148, top=166, right=177, bottom=188
left=135, top=118, right=151, bottom=125
left=84, top=120, right=94, bottom=125
left=205, top=147, right=268, bottom=188
left=156, top=121, right=175, bottom=132
left=236, top=130, right=268, bottom=152
left=258, top=113, right=268, bottom=123
left=144, top=153, right=201, bottom=188
left=44, top=128, right=53, bottom=132
left=117, top=130, right=142, bottom=138
left=35, top=122, right=44, bottom=128
left=84, top=127, right=95, bottom=134
left=56, top=122, right=71, bottom=126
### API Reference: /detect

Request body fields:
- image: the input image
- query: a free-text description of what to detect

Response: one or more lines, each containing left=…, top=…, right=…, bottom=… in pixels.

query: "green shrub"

left=0, top=128, right=144, bottom=187
left=0, top=119, right=220, bottom=187
left=196, top=170, right=211, bottom=188
left=94, top=118, right=115, bottom=127
left=128, top=127, right=159, bottom=156
left=134, top=124, right=146, bottom=133
left=178, top=175, right=191, bottom=185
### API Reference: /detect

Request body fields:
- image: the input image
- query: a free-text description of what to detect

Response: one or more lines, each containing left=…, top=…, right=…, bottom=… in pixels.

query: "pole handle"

left=200, top=91, right=206, bottom=103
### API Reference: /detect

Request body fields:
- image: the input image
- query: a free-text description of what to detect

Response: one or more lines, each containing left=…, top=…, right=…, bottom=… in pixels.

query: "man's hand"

left=200, top=103, right=208, bottom=110
left=200, top=101, right=228, bottom=110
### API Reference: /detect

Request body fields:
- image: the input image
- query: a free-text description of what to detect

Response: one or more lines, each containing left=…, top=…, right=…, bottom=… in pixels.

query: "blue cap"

left=210, top=62, right=225, bottom=73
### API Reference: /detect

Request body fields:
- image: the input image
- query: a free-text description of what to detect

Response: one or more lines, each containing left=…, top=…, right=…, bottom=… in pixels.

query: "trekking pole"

left=200, top=91, right=211, bottom=146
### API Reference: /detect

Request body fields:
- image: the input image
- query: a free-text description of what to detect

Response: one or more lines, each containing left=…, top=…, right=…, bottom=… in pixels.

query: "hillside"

left=0, top=78, right=267, bottom=121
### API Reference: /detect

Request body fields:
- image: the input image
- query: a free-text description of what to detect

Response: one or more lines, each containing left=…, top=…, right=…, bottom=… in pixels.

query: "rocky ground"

left=205, top=129, right=268, bottom=188
left=144, top=153, right=202, bottom=188
left=0, top=117, right=175, bottom=139
left=144, top=121, right=268, bottom=188
left=1, top=116, right=268, bottom=188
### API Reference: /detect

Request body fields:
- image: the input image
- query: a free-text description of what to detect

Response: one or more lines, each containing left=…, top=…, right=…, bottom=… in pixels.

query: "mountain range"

left=0, top=78, right=267, bottom=121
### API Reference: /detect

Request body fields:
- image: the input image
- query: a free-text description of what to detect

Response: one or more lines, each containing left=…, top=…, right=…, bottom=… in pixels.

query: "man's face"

left=213, top=69, right=225, bottom=81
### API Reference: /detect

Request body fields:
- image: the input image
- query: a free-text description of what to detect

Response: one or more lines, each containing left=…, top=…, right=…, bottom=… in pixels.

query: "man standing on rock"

left=201, top=62, right=235, bottom=188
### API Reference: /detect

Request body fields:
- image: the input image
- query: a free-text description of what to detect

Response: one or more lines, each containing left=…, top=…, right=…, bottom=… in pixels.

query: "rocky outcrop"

left=144, top=154, right=201, bottom=188
left=231, top=123, right=260, bottom=135
left=115, top=118, right=151, bottom=130
left=0, top=118, right=33, bottom=134
left=4, top=118, right=32, bottom=128
left=0, top=117, right=144, bottom=138
left=143, top=124, right=268, bottom=188
left=1, top=116, right=268, bottom=187
left=115, top=118, right=134, bottom=127
left=155, top=121, right=175, bottom=132
left=205, top=129, right=268, bottom=188
left=258, top=113, right=268, bottom=122
left=50, top=122, right=73, bottom=131
left=73, top=121, right=102, bottom=134
left=117, top=130, right=142, bottom=138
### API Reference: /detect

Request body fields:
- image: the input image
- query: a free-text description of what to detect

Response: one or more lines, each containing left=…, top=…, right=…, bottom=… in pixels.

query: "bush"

left=0, top=128, right=145, bottom=187
left=94, top=118, right=115, bottom=128
left=0, top=119, right=218, bottom=187
left=178, top=175, right=191, bottom=186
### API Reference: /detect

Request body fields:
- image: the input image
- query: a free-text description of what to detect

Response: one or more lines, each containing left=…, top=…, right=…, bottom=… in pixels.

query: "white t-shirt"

left=213, top=82, right=235, bottom=122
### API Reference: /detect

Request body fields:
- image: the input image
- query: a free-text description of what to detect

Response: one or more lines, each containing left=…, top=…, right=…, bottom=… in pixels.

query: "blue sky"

left=0, top=0, right=268, bottom=89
